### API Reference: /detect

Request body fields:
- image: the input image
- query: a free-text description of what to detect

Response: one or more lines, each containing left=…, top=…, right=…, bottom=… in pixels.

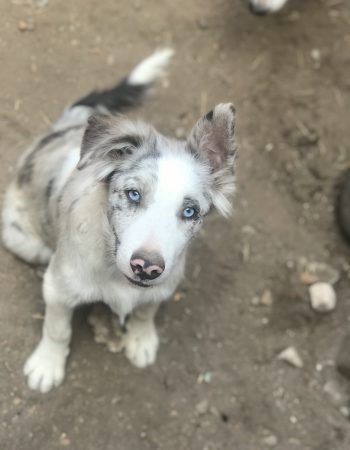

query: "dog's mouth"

left=124, top=275, right=152, bottom=288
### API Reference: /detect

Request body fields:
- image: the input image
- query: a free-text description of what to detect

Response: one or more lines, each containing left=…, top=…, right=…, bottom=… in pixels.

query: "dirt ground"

left=1, top=0, right=350, bottom=449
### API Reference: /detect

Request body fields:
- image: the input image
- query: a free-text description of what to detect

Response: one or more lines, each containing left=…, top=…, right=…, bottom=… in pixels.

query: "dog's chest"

left=98, top=274, right=177, bottom=323
left=99, top=278, right=145, bottom=322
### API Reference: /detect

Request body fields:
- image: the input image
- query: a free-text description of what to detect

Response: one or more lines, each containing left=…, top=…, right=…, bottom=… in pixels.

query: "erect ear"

left=77, top=114, right=145, bottom=175
left=187, top=103, right=238, bottom=216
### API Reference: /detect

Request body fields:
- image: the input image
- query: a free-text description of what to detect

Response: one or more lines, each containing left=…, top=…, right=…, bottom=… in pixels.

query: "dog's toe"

left=124, top=324, right=159, bottom=368
left=24, top=340, right=67, bottom=393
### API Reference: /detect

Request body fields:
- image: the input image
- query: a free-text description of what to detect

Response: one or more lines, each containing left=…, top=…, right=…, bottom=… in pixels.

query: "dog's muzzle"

left=124, top=275, right=152, bottom=288
left=130, top=250, right=165, bottom=281
left=124, top=249, right=165, bottom=288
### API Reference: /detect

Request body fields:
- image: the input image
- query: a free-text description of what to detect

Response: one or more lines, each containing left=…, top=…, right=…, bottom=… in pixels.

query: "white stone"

left=309, top=282, right=337, bottom=313
left=311, top=48, right=321, bottom=61
left=263, top=435, right=278, bottom=447
left=278, top=346, right=303, bottom=368
left=195, top=400, right=209, bottom=415
left=340, top=406, right=350, bottom=417
left=260, top=289, right=273, bottom=306
left=323, top=380, right=344, bottom=407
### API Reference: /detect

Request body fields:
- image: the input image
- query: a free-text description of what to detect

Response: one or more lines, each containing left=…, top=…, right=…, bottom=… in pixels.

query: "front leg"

left=123, top=303, right=159, bottom=368
left=24, top=269, right=73, bottom=393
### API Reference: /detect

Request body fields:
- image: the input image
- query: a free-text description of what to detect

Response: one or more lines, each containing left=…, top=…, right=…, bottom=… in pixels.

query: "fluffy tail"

left=336, top=169, right=350, bottom=244
left=72, top=48, right=174, bottom=113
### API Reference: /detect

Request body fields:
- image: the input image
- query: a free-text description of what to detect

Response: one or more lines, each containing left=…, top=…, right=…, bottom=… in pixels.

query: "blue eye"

left=127, top=190, right=141, bottom=203
left=182, top=207, right=196, bottom=219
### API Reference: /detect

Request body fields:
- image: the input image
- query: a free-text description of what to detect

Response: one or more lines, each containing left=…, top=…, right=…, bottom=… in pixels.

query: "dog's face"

left=248, top=0, right=288, bottom=15
left=78, top=104, right=237, bottom=288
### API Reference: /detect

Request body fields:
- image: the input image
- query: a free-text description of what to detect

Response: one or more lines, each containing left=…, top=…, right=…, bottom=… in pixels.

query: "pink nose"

left=130, top=251, right=165, bottom=281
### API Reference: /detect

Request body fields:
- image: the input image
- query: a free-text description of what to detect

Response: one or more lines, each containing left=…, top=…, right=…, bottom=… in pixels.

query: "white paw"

left=24, top=339, right=68, bottom=393
left=124, top=324, right=159, bottom=368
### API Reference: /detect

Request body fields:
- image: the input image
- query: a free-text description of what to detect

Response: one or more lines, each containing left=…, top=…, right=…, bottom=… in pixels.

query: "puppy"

left=2, top=49, right=238, bottom=393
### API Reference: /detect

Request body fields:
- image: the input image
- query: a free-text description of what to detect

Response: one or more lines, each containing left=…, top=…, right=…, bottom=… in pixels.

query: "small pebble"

left=316, top=363, right=323, bottom=372
left=260, top=289, right=273, bottom=306
left=13, top=398, right=21, bottom=406
left=311, top=48, right=321, bottom=61
left=278, top=346, right=303, bottom=368
left=252, top=290, right=273, bottom=307
left=59, top=433, right=70, bottom=446
left=265, top=142, right=274, bottom=152
left=310, top=48, right=322, bottom=69
left=173, top=292, right=185, bottom=302
left=323, top=380, right=345, bottom=407
left=290, top=415, right=298, bottom=424
left=197, top=372, right=212, bottom=384
left=263, top=435, right=278, bottom=447
left=309, top=282, right=337, bottom=313
left=195, top=400, right=209, bottom=415
left=340, top=406, right=350, bottom=417
left=17, top=20, right=35, bottom=32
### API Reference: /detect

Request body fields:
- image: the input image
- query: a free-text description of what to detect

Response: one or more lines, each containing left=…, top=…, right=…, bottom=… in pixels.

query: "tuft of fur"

left=128, top=48, right=174, bottom=85
left=72, top=48, right=174, bottom=114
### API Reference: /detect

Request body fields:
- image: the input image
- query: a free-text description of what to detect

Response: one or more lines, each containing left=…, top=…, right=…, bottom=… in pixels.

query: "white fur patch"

left=54, top=146, right=81, bottom=193
left=250, top=0, right=288, bottom=12
left=123, top=319, right=159, bottom=368
left=2, top=184, right=53, bottom=264
left=24, top=338, right=69, bottom=393
left=54, top=105, right=93, bottom=131
left=128, top=48, right=174, bottom=85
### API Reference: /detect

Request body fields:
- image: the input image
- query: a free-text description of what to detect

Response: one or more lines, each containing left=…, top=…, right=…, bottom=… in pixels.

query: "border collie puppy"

left=2, top=49, right=238, bottom=393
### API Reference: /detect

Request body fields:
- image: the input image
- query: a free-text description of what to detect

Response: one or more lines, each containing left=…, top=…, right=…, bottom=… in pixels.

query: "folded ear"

left=77, top=114, right=146, bottom=177
left=187, top=103, right=238, bottom=216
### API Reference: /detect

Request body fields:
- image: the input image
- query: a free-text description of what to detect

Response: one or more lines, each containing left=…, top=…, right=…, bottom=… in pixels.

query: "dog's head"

left=78, top=104, right=237, bottom=288
left=248, top=0, right=288, bottom=15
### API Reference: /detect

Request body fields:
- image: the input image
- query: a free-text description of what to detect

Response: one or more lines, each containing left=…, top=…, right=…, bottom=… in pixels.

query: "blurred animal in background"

left=336, top=169, right=350, bottom=244
left=2, top=49, right=238, bottom=393
left=248, top=0, right=289, bottom=15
